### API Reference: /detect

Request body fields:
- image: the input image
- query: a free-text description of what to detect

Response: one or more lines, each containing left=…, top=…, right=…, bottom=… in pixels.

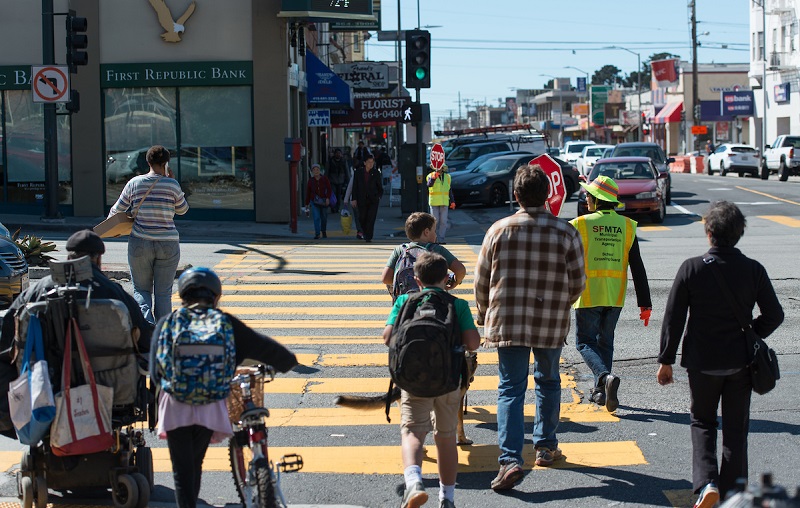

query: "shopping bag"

left=7, top=314, right=56, bottom=445
left=93, top=211, right=133, bottom=238
left=50, top=318, right=114, bottom=457
left=330, top=191, right=338, bottom=210
left=340, top=210, right=352, bottom=235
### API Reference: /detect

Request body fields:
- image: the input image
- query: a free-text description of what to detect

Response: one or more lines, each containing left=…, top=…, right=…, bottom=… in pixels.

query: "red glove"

left=449, top=202, right=456, bottom=210
left=639, top=307, right=652, bottom=327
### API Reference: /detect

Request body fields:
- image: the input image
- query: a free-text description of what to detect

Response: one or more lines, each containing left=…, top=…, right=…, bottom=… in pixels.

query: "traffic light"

left=66, top=90, right=80, bottom=114
left=66, top=11, right=88, bottom=74
left=693, top=104, right=702, bottom=121
left=405, top=29, right=431, bottom=89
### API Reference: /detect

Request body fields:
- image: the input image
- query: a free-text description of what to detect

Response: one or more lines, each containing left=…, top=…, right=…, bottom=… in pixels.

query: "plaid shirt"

left=474, top=207, right=586, bottom=349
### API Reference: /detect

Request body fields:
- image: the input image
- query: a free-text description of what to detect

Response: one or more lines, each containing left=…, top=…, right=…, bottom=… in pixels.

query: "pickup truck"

left=761, top=135, right=800, bottom=181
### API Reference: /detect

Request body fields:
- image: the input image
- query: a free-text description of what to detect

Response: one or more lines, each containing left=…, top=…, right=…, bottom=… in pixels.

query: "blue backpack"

left=156, top=307, right=236, bottom=404
left=391, top=243, right=430, bottom=301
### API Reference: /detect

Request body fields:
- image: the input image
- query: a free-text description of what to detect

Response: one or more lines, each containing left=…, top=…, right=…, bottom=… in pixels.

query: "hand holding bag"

left=50, top=317, right=115, bottom=456
left=94, top=177, right=161, bottom=238
left=705, top=255, right=780, bottom=395
left=7, top=314, right=56, bottom=445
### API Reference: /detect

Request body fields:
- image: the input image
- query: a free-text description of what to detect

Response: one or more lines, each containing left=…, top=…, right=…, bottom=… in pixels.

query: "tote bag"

left=7, top=314, right=56, bottom=445
left=94, top=176, right=161, bottom=238
left=50, top=317, right=114, bottom=457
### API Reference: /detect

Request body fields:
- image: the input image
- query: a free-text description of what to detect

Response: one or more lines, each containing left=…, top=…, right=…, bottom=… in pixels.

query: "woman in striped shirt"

left=108, top=145, right=189, bottom=323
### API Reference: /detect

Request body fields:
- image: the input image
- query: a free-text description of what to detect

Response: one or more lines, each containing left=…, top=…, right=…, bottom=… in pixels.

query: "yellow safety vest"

left=570, top=210, right=636, bottom=308
left=427, top=172, right=451, bottom=207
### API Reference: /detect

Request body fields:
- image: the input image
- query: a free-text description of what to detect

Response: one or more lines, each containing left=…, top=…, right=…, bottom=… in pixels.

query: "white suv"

left=561, top=141, right=596, bottom=164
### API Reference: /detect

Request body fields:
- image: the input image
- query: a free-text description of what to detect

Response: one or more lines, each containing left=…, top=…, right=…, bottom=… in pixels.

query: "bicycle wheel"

left=229, top=439, right=280, bottom=508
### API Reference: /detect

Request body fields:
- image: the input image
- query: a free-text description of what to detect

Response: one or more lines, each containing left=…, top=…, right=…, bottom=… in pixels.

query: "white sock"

left=404, top=465, right=422, bottom=488
left=439, top=482, right=455, bottom=502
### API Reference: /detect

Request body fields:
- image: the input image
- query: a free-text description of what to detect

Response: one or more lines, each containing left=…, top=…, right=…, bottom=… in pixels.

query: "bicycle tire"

left=229, top=439, right=281, bottom=507
left=255, top=458, right=280, bottom=508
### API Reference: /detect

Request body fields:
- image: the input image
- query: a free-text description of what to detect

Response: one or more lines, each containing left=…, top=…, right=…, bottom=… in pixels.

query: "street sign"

left=308, top=109, right=331, bottom=127
left=430, top=143, right=445, bottom=171
left=529, top=154, right=566, bottom=217
left=31, top=65, right=70, bottom=103
left=691, top=125, right=708, bottom=135
left=330, top=97, right=411, bottom=127
left=399, top=102, right=422, bottom=123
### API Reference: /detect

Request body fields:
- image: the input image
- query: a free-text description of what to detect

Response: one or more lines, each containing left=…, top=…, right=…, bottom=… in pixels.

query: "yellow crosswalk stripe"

left=220, top=307, right=476, bottom=315
left=758, top=215, right=800, bottom=227
left=264, top=375, right=565, bottom=393
left=181, top=294, right=476, bottom=303
left=219, top=284, right=472, bottom=292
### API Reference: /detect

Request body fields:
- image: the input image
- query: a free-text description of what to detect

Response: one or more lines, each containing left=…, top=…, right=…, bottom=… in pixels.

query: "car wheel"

left=665, top=185, right=672, bottom=204
left=487, top=184, right=507, bottom=207
left=651, top=198, right=666, bottom=224
left=761, top=160, right=769, bottom=180
left=719, top=162, right=727, bottom=177
left=779, top=159, right=790, bottom=181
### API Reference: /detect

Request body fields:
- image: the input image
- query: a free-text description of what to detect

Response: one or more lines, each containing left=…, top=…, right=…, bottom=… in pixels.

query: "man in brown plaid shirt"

left=475, top=164, right=586, bottom=492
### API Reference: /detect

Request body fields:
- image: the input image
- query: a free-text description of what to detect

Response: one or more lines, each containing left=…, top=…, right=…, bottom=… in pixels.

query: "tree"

left=592, top=65, right=622, bottom=86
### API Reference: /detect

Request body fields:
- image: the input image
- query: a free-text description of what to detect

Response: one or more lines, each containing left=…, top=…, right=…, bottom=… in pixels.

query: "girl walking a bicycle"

left=150, top=267, right=298, bottom=508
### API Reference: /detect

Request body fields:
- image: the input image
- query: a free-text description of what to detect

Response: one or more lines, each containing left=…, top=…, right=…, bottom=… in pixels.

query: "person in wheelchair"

left=149, top=267, right=298, bottom=508
left=0, top=230, right=153, bottom=438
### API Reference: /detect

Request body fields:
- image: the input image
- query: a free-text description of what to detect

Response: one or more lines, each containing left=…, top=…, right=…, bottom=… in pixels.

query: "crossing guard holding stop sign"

left=426, top=143, right=454, bottom=243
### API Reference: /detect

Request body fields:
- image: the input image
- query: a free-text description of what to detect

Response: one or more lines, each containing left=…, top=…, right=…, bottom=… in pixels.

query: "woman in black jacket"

left=657, top=201, right=783, bottom=507
left=350, top=154, right=383, bottom=242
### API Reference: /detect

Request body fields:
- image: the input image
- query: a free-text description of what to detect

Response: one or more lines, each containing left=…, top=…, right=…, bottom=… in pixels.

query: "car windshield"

left=730, top=146, right=758, bottom=154
left=589, top=162, right=654, bottom=180
left=448, top=145, right=475, bottom=161
left=613, top=146, right=662, bottom=161
left=585, top=147, right=606, bottom=157
left=568, top=144, right=589, bottom=153
left=474, top=158, right=516, bottom=174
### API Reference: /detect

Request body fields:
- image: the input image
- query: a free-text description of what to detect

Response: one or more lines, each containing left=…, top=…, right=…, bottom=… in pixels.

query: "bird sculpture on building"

left=148, top=0, right=196, bottom=43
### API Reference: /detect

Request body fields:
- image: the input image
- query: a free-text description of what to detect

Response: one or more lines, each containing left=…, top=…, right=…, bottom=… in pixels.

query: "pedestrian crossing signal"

left=405, top=30, right=431, bottom=89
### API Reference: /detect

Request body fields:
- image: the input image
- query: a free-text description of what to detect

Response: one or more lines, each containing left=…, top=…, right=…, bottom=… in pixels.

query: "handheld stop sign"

left=430, top=143, right=446, bottom=171
left=529, top=154, right=566, bottom=217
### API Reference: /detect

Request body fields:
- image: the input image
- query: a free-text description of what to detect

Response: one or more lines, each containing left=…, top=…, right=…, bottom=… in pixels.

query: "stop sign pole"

left=529, top=154, right=566, bottom=217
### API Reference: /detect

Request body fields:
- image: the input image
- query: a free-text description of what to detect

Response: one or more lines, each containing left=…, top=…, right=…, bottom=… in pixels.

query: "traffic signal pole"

left=42, top=0, right=61, bottom=219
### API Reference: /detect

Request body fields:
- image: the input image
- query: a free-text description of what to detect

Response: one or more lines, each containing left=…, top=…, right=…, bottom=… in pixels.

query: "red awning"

left=653, top=101, right=683, bottom=124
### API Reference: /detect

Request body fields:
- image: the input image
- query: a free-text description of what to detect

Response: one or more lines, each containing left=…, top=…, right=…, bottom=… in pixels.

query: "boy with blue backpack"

left=383, top=252, right=481, bottom=508
left=381, top=212, right=467, bottom=301
left=150, top=267, right=297, bottom=508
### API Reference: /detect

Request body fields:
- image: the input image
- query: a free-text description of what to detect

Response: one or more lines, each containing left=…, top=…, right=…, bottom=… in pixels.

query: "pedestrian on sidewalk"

left=569, top=175, right=652, bottom=412
left=343, top=167, right=363, bottom=239
left=657, top=201, right=783, bottom=506
left=151, top=267, right=298, bottom=508
left=328, top=149, right=349, bottom=213
left=474, top=164, right=585, bottom=491
left=305, top=163, right=332, bottom=239
left=426, top=164, right=452, bottom=244
left=108, top=145, right=188, bottom=324
left=351, top=153, right=383, bottom=242
left=382, top=252, right=481, bottom=508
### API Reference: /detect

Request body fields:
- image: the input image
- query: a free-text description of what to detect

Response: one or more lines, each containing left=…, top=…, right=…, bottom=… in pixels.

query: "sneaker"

left=490, top=462, right=524, bottom=491
left=439, top=500, right=455, bottom=508
left=322, top=232, right=327, bottom=238
left=590, top=389, right=606, bottom=406
left=357, top=232, right=364, bottom=240
left=534, top=446, right=563, bottom=467
left=604, top=374, right=621, bottom=412
left=401, top=482, right=428, bottom=508
left=313, top=234, right=320, bottom=240
left=694, top=482, right=720, bottom=508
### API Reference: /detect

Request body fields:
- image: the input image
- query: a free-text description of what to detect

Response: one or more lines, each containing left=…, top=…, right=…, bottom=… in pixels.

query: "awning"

left=306, top=52, right=353, bottom=108
left=653, top=101, right=683, bottom=124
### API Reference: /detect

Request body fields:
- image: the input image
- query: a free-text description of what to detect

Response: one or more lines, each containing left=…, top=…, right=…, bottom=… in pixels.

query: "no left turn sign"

left=31, top=66, right=70, bottom=103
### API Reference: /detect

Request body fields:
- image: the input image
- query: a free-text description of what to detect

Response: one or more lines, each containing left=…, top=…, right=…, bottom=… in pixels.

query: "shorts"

left=400, top=388, right=462, bottom=438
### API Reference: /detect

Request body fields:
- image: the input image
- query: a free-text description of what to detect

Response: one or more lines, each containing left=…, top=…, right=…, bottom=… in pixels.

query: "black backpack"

left=388, top=290, right=464, bottom=399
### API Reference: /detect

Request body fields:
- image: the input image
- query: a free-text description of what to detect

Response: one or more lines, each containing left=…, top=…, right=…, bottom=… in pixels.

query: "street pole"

left=636, top=52, right=642, bottom=141
left=762, top=0, right=768, bottom=155
left=691, top=0, right=699, bottom=150
left=42, top=0, right=60, bottom=219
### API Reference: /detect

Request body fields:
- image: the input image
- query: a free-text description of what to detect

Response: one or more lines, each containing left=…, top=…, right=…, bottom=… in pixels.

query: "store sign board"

left=331, top=97, right=411, bottom=127
left=0, top=66, right=34, bottom=90
left=308, top=109, right=331, bottom=127
left=333, top=62, right=389, bottom=90
left=591, top=85, right=611, bottom=126
left=279, top=0, right=375, bottom=21
left=100, top=61, right=253, bottom=88
left=719, top=90, right=754, bottom=117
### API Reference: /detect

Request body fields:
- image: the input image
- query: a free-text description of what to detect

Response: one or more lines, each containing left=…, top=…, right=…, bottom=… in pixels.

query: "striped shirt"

left=474, top=206, right=586, bottom=349
left=110, top=173, right=189, bottom=241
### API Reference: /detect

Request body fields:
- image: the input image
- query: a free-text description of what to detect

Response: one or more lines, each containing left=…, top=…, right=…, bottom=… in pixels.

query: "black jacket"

left=327, top=156, right=349, bottom=186
left=659, top=246, right=784, bottom=371
left=351, top=166, right=383, bottom=204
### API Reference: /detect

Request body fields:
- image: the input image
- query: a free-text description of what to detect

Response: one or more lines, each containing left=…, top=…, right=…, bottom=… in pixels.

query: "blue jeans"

left=575, top=306, right=623, bottom=389
left=128, top=236, right=181, bottom=324
left=429, top=205, right=449, bottom=242
left=311, top=203, right=328, bottom=236
left=496, top=346, right=562, bottom=465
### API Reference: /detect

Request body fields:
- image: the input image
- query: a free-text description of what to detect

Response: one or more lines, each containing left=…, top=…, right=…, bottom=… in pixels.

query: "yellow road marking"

left=638, top=225, right=671, bottom=231
left=736, top=185, right=800, bottom=206
left=301, top=351, right=516, bottom=367
left=243, top=319, right=390, bottom=328
left=265, top=374, right=564, bottom=393
left=758, top=215, right=800, bottom=227
left=230, top=275, right=473, bottom=282
left=217, top=283, right=474, bottom=291
left=272, top=335, right=384, bottom=344
left=184, top=294, right=476, bottom=303
left=221, top=307, right=478, bottom=316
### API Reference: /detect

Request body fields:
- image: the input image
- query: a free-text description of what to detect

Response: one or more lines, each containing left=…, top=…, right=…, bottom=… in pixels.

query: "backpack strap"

left=384, top=379, right=394, bottom=423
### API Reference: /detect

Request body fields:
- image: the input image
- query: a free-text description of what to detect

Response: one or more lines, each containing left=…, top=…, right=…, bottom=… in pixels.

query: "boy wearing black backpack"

left=381, top=212, right=467, bottom=301
left=382, top=252, right=481, bottom=508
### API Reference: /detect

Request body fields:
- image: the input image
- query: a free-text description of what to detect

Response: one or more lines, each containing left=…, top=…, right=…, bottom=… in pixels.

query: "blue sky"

left=364, top=0, right=751, bottom=130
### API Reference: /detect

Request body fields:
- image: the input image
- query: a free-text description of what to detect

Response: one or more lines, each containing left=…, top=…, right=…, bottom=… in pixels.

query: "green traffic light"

left=415, top=68, right=426, bottom=80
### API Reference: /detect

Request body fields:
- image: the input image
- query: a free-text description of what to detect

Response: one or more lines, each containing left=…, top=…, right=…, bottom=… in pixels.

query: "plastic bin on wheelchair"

left=12, top=256, right=154, bottom=508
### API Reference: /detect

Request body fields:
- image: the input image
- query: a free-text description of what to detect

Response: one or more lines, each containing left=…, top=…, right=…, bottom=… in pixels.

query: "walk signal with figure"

left=66, top=11, right=88, bottom=74
left=405, top=29, right=431, bottom=89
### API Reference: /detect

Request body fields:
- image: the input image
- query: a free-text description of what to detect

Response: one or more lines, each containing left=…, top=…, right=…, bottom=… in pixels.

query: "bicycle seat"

left=241, top=406, right=270, bottom=421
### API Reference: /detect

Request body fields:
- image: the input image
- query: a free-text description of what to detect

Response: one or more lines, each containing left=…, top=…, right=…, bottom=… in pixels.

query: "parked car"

left=459, top=150, right=534, bottom=173
left=0, top=222, right=29, bottom=310
left=575, top=144, right=614, bottom=176
left=561, top=140, right=596, bottom=164
left=760, top=135, right=800, bottom=181
left=706, top=143, right=759, bottom=177
left=576, top=157, right=668, bottom=224
left=610, top=142, right=675, bottom=202
left=444, top=141, right=512, bottom=172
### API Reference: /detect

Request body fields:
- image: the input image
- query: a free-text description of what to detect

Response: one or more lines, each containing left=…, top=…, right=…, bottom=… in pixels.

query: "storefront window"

left=178, top=86, right=253, bottom=210
left=3, top=91, right=72, bottom=205
left=103, top=88, right=177, bottom=206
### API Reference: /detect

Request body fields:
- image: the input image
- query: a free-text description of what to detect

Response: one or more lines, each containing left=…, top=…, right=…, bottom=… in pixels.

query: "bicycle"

left=227, top=364, right=303, bottom=508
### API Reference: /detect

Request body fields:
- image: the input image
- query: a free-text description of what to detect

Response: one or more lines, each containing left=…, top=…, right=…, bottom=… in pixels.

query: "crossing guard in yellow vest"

left=570, top=175, right=652, bottom=413
left=426, top=165, right=454, bottom=243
